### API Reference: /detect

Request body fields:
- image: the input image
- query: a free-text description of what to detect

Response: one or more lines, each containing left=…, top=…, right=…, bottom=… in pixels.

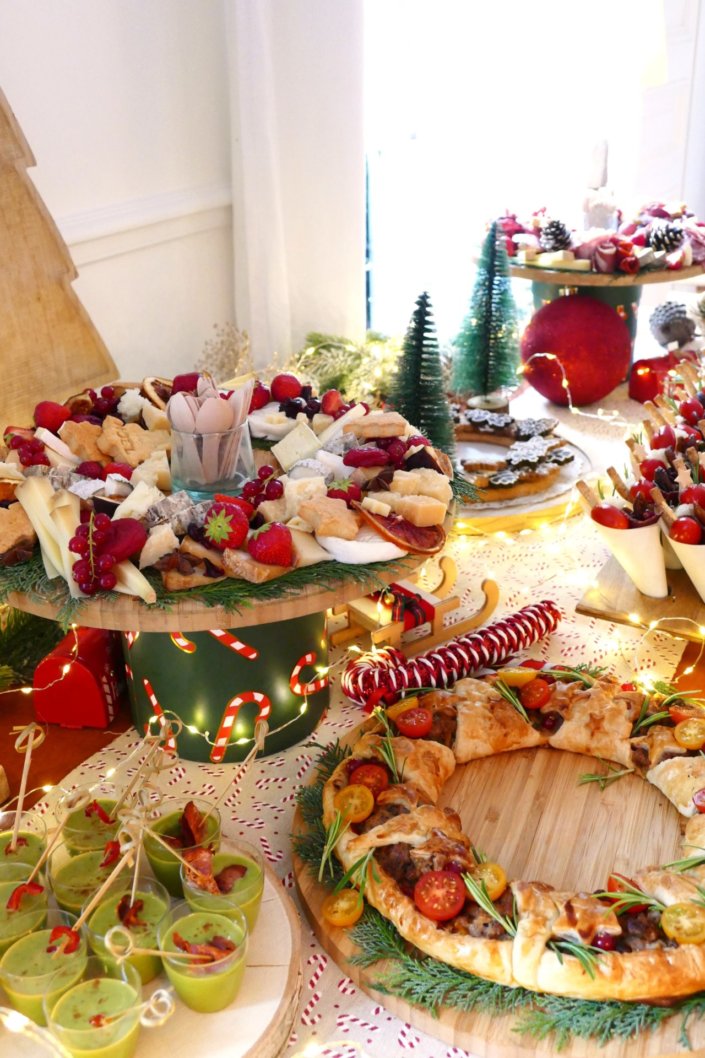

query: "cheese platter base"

left=576, top=556, right=705, bottom=643
left=293, top=721, right=705, bottom=1057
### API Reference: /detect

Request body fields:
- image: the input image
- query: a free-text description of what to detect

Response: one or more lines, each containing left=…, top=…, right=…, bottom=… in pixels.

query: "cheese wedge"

left=49, top=490, right=85, bottom=598
left=114, top=481, right=165, bottom=521
left=289, top=528, right=333, bottom=566
left=271, top=422, right=321, bottom=472
left=33, top=428, right=81, bottom=466
left=15, top=476, right=63, bottom=579
left=113, top=559, right=157, bottom=603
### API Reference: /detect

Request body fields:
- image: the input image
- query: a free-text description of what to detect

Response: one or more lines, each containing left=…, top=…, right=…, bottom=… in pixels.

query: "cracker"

left=343, top=411, right=407, bottom=438
left=0, top=503, right=36, bottom=565
left=97, top=416, right=170, bottom=468
left=59, top=420, right=105, bottom=464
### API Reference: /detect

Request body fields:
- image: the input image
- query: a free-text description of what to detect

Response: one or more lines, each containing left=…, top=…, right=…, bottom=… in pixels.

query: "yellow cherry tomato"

left=469, top=862, right=507, bottom=902
left=321, top=888, right=364, bottom=928
left=333, top=783, right=375, bottom=823
left=494, top=668, right=538, bottom=688
left=386, top=697, right=420, bottom=721
left=674, top=718, right=705, bottom=751
left=661, top=902, right=705, bottom=945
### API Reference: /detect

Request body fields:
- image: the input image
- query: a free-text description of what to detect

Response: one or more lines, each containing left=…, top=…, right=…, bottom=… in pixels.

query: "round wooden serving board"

left=508, top=263, right=704, bottom=287
left=6, top=555, right=421, bottom=632
left=293, top=721, right=705, bottom=1057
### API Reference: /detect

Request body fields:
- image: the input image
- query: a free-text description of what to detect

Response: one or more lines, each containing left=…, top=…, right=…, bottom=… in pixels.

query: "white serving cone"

left=665, top=533, right=705, bottom=603
left=593, top=520, right=668, bottom=598
left=661, top=528, right=684, bottom=570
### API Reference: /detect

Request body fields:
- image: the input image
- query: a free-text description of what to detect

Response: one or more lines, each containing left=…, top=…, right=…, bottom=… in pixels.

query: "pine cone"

left=649, top=301, right=695, bottom=348
left=539, top=219, right=572, bottom=251
left=648, top=222, right=684, bottom=252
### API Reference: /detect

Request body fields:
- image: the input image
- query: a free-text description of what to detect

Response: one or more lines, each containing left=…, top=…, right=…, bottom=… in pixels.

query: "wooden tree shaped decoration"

left=0, top=88, right=116, bottom=426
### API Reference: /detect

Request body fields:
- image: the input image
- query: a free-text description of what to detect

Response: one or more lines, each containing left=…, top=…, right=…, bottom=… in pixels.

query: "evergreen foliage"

left=388, top=292, right=455, bottom=457
left=452, top=221, right=520, bottom=397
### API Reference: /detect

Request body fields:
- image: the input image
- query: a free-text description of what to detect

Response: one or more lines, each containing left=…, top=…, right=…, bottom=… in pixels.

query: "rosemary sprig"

left=631, top=698, right=672, bottom=736
left=372, top=706, right=402, bottom=783
left=318, top=810, right=349, bottom=883
left=594, top=878, right=664, bottom=916
left=494, top=679, right=530, bottom=724
left=470, top=844, right=487, bottom=865
left=547, top=939, right=601, bottom=980
left=665, top=845, right=705, bottom=873
left=541, top=664, right=606, bottom=687
left=462, top=874, right=517, bottom=936
left=578, top=760, right=634, bottom=791
left=333, top=848, right=379, bottom=900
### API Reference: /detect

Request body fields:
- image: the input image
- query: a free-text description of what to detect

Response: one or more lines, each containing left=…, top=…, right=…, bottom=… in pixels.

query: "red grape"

left=670, top=517, right=703, bottom=545
left=590, top=503, right=630, bottom=530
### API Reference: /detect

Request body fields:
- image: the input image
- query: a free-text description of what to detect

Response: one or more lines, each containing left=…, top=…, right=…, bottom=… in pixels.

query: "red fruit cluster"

left=69, top=514, right=146, bottom=595
left=86, top=385, right=120, bottom=420
left=6, top=433, right=48, bottom=468
left=241, top=465, right=284, bottom=507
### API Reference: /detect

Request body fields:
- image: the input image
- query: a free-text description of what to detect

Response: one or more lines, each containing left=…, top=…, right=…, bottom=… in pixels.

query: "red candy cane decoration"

left=210, top=691, right=272, bottom=763
left=289, top=652, right=328, bottom=696
left=341, top=600, right=562, bottom=706
left=142, top=678, right=178, bottom=753
left=170, top=632, right=197, bottom=654
left=207, top=629, right=259, bottom=660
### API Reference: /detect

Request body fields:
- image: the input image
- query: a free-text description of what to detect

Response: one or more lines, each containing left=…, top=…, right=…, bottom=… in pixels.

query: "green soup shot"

left=45, top=958, right=143, bottom=1058
left=49, top=848, right=114, bottom=914
left=0, top=863, right=48, bottom=956
left=158, top=903, right=248, bottom=1013
left=182, top=841, right=264, bottom=931
left=86, top=879, right=169, bottom=984
left=0, top=911, right=87, bottom=1025
left=0, top=811, right=47, bottom=867
left=144, top=799, right=220, bottom=897
left=62, top=797, right=119, bottom=856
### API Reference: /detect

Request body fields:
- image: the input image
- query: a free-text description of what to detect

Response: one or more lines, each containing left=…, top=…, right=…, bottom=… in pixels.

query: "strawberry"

left=204, top=504, right=249, bottom=551
left=270, top=373, right=302, bottom=402
left=102, top=462, right=133, bottom=480
left=212, top=494, right=255, bottom=520
left=249, top=380, right=271, bottom=411
left=172, top=372, right=200, bottom=395
left=326, top=478, right=362, bottom=506
left=34, top=401, right=71, bottom=433
left=247, top=522, right=294, bottom=566
left=320, top=389, right=345, bottom=416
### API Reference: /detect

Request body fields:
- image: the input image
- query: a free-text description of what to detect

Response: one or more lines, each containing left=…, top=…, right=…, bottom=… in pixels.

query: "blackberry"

left=649, top=301, right=695, bottom=348
left=539, top=219, right=572, bottom=252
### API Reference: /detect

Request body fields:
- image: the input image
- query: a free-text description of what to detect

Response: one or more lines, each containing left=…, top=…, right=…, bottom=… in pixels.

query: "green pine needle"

left=0, top=607, right=64, bottom=689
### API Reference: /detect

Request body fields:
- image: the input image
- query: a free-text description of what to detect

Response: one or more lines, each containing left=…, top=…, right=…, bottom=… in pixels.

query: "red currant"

left=98, top=572, right=117, bottom=591
left=93, top=513, right=111, bottom=532
left=264, top=479, right=284, bottom=500
left=96, top=554, right=116, bottom=573
left=101, top=386, right=115, bottom=400
left=257, top=465, right=275, bottom=480
left=75, top=524, right=90, bottom=540
left=72, top=559, right=90, bottom=578
left=91, top=529, right=107, bottom=547
left=81, top=580, right=99, bottom=596
left=593, top=932, right=617, bottom=951
left=69, top=538, right=89, bottom=555
left=242, top=480, right=262, bottom=500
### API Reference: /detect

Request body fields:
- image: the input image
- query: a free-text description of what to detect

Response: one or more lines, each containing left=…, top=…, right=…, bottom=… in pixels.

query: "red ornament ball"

left=520, top=295, right=631, bottom=406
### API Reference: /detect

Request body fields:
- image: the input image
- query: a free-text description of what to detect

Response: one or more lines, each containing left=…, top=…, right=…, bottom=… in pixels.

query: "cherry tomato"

left=348, top=763, right=389, bottom=799
left=640, top=458, right=665, bottom=482
left=321, top=888, right=364, bottom=928
left=678, top=397, right=704, bottom=425
left=670, top=517, right=703, bottom=545
left=621, top=682, right=637, bottom=692
left=693, top=788, right=705, bottom=814
left=681, top=484, right=705, bottom=507
left=333, top=784, right=375, bottom=823
left=519, top=677, right=552, bottom=711
left=674, top=717, right=705, bottom=750
left=519, top=659, right=546, bottom=670
left=394, top=707, right=433, bottom=740
left=661, top=902, right=705, bottom=945
left=668, top=703, right=705, bottom=725
left=590, top=503, right=630, bottom=530
left=495, top=667, right=538, bottom=688
left=606, top=873, right=648, bottom=914
left=413, top=870, right=466, bottom=922
left=629, top=480, right=653, bottom=503
left=468, top=862, right=507, bottom=902
left=651, top=425, right=676, bottom=450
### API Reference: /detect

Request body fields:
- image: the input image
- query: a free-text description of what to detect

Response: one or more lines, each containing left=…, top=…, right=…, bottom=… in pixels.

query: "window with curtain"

left=364, top=0, right=698, bottom=342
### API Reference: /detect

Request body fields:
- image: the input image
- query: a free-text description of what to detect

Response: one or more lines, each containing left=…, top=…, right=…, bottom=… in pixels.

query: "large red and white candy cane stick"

left=341, top=600, right=561, bottom=706
left=142, top=678, right=178, bottom=753
left=208, top=629, right=258, bottom=661
left=210, top=691, right=272, bottom=763
left=170, top=632, right=196, bottom=654
left=289, top=652, right=328, bottom=696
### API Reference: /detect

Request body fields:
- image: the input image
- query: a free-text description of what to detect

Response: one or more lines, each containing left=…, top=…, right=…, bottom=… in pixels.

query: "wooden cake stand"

left=294, top=719, right=705, bottom=1058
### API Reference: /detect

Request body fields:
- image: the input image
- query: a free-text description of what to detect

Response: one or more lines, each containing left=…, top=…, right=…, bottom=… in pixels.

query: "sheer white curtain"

left=225, top=0, right=367, bottom=368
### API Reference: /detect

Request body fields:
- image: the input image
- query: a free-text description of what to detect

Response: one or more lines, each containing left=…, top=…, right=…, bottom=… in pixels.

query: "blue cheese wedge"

left=271, top=421, right=321, bottom=472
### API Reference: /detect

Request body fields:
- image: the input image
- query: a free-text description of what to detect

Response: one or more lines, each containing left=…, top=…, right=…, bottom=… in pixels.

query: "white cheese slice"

left=271, top=422, right=321, bottom=472
left=139, top=523, right=179, bottom=569
left=248, top=403, right=298, bottom=440
left=142, top=402, right=170, bottom=432
left=113, top=480, right=165, bottom=520
left=34, top=427, right=81, bottom=466
left=317, top=404, right=366, bottom=448
left=316, top=525, right=406, bottom=564
left=361, top=496, right=392, bottom=517
left=290, top=528, right=333, bottom=566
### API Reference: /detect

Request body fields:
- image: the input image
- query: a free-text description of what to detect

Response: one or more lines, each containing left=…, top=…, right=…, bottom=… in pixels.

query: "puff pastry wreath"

left=321, top=669, right=705, bottom=1002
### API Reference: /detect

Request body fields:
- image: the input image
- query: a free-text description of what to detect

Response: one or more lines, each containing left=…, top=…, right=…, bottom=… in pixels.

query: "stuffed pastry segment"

left=426, top=678, right=547, bottom=763
left=647, top=756, right=705, bottom=816
left=543, top=676, right=643, bottom=768
left=343, top=805, right=515, bottom=985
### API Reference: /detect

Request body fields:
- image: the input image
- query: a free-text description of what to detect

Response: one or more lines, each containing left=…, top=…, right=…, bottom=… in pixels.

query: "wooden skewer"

left=575, top=480, right=600, bottom=510
left=10, top=724, right=45, bottom=852
left=644, top=400, right=668, bottom=427
left=109, top=739, right=161, bottom=821
left=653, top=396, right=676, bottom=425
left=26, top=790, right=92, bottom=885
left=71, top=847, right=135, bottom=933
left=144, top=827, right=197, bottom=872
left=606, top=467, right=631, bottom=502
left=650, top=486, right=676, bottom=527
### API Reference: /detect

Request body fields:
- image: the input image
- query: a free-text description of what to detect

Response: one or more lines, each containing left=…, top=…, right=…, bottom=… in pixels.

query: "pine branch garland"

left=0, top=607, right=64, bottom=690
left=388, top=292, right=455, bottom=457
left=452, top=221, right=520, bottom=398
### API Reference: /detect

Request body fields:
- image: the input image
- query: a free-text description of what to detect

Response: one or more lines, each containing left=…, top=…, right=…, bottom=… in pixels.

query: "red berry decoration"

left=264, top=478, right=284, bottom=500
left=203, top=504, right=249, bottom=551
left=320, top=389, right=345, bottom=416
left=171, top=372, right=200, bottom=395
left=679, top=397, right=704, bottom=425
left=76, top=461, right=104, bottom=479
left=651, top=424, right=676, bottom=450
left=670, top=517, right=703, bottom=545
left=33, top=400, right=71, bottom=433
left=520, top=295, right=631, bottom=406
left=640, top=458, right=664, bottom=482
left=629, top=480, right=653, bottom=503
left=590, top=503, right=630, bottom=530
left=249, top=380, right=271, bottom=411
left=102, top=462, right=133, bottom=480
left=257, top=464, right=275, bottom=480
left=326, top=479, right=362, bottom=505
left=270, top=373, right=302, bottom=402
left=247, top=522, right=294, bottom=567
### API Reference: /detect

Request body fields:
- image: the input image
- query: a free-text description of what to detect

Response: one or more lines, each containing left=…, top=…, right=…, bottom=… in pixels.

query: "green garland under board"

left=0, top=607, right=64, bottom=690
left=293, top=743, right=705, bottom=1052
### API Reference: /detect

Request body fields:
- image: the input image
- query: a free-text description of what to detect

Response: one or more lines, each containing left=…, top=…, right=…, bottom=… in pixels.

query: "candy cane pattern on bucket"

left=169, top=632, right=197, bottom=654
left=207, top=629, right=258, bottom=660
left=289, top=652, right=328, bottom=696
left=142, top=678, right=177, bottom=753
left=124, top=631, right=139, bottom=648
left=209, top=691, right=271, bottom=763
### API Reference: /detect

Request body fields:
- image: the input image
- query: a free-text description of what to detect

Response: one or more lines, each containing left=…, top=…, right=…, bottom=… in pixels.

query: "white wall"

left=0, top=0, right=234, bottom=380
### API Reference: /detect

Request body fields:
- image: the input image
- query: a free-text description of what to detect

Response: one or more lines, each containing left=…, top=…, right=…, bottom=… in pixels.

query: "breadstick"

left=650, top=486, right=675, bottom=527
left=677, top=363, right=697, bottom=397
left=644, top=400, right=668, bottom=427
left=575, top=480, right=600, bottom=510
left=653, top=396, right=676, bottom=425
left=642, top=419, right=654, bottom=444
left=606, top=467, right=630, bottom=501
